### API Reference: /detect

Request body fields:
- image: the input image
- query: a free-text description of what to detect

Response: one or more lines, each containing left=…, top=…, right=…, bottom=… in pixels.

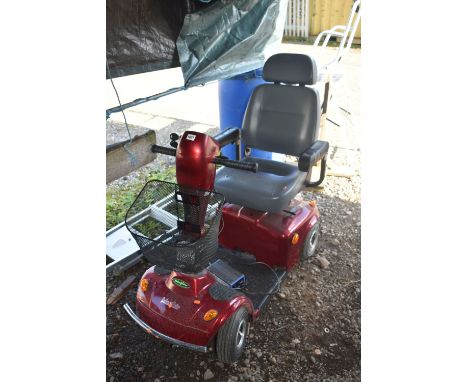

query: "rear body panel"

left=219, top=198, right=319, bottom=270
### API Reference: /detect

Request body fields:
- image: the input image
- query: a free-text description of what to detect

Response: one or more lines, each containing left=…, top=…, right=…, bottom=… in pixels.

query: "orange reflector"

left=140, top=278, right=149, bottom=292
left=309, top=200, right=317, bottom=207
left=193, top=299, right=201, bottom=305
left=291, top=233, right=300, bottom=245
left=203, top=309, right=218, bottom=321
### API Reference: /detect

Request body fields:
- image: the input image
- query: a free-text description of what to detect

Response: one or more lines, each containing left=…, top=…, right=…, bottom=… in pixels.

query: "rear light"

left=203, top=309, right=218, bottom=321
left=291, top=233, right=300, bottom=245
left=140, top=278, right=149, bottom=292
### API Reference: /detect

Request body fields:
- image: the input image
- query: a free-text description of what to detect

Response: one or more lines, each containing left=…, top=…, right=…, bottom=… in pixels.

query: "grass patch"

left=106, top=167, right=176, bottom=230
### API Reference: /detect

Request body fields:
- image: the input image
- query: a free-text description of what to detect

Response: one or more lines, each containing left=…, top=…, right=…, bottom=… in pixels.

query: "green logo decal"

left=173, top=278, right=190, bottom=288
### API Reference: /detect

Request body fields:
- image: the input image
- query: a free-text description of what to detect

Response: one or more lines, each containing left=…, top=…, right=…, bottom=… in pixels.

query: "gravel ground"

left=106, top=111, right=361, bottom=381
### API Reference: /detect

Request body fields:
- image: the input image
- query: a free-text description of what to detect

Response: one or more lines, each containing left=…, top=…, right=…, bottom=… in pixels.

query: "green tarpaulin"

left=107, top=0, right=287, bottom=86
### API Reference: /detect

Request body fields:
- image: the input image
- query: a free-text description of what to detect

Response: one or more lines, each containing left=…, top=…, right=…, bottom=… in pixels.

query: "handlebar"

left=151, top=144, right=257, bottom=173
left=151, top=144, right=176, bottom=156
left=212, top=157, right=258, bottom=173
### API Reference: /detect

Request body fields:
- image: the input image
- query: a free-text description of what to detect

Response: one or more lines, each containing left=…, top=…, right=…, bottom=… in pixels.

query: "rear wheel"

left=301, top=221, right=320, bottom=259
left=216, top=307, right=249, bottom=363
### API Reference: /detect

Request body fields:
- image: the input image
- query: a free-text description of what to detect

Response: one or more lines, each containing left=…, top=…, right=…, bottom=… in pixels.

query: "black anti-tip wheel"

left=216, top=307, right=249, bottom=363
left=301, top=221, right=320, bottom=259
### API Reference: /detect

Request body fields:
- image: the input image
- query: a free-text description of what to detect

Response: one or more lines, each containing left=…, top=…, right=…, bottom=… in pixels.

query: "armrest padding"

left=213, top=127, right=240, bottom=147
left=298, top=140, right=329, bottom=172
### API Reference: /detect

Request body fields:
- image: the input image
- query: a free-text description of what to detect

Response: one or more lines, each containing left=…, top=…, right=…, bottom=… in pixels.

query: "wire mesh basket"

left=125, top=180, right=225, bottom=273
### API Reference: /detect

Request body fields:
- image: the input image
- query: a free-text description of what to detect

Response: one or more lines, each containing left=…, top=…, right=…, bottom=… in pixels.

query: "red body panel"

left=219, top=198, right=319, bottom=270
left=130, top=131, right=321, bottom=349
left=135, top=267, right=253, bottom=347
left=176, top=131, right=220, bottom=190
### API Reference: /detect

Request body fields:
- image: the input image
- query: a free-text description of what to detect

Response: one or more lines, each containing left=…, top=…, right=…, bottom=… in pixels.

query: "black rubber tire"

left=301, top=221, right=320, bottom=259
left=216, top=307, right=250, bottom=363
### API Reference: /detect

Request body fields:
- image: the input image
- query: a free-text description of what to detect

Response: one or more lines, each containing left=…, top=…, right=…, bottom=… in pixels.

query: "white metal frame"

left=313, top=0, right=361, bottom=71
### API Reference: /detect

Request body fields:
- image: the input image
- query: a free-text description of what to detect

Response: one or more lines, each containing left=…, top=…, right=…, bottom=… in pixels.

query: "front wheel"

left=216, top=307, right=249, bottom=363
left=301, top=221, right=320, bottom=259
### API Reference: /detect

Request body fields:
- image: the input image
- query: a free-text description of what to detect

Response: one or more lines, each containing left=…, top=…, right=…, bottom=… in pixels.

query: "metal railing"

left=312, top=0, right=361, bottom=72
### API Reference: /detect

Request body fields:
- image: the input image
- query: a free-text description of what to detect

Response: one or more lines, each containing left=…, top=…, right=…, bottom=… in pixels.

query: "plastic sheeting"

left=106, top=0, right=211, bottom=79
left=177, top=0, right=288, bottom=87
left=106, top=0, right=287, bottom=85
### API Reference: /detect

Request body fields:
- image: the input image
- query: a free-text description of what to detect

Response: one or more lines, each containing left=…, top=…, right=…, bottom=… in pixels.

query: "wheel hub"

left=307, top=229, right=318, bottom=257
left=236, top=320, right=246, bottom=349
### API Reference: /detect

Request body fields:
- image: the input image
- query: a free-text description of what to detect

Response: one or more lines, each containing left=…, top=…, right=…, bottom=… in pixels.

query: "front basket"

left=125, top=180, right=224, bottom=273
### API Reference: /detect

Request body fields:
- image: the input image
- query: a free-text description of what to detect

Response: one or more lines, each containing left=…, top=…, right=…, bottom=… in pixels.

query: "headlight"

left=203, top=309, right=218, bottom=321
left=140, top=278, right=149, bottom=292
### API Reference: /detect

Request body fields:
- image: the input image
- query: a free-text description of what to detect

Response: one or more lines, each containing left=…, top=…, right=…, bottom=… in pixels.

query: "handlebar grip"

left=212, top=157, right=258, bottom=172
left=151, top=144, right=176, bottom=156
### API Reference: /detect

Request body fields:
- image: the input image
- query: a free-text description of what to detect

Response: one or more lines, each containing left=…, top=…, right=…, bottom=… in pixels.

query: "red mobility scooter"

left=123, top=53, right=329, bottom=363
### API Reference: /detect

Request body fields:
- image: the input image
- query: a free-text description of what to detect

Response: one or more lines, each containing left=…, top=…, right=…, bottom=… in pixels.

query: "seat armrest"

left=298, top=140, right=329, bottom=172
left=213, top=127, right=240, bottom=147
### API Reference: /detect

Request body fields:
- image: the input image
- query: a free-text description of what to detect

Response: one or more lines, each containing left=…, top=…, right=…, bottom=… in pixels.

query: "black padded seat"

left=215, top=157, right=306, bottom=213
left=213, top=53, right=327, bottom=213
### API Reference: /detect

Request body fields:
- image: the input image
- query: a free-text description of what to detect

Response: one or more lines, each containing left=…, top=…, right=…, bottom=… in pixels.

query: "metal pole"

left=106, top=86, right=186, bottom=118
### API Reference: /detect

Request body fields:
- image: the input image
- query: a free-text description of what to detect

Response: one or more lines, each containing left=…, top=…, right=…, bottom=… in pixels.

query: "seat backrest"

left=241, top=53, right=320, bottom=157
